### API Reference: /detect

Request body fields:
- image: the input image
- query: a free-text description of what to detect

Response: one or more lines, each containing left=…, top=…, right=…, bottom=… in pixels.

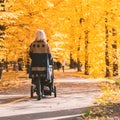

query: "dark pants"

left=32, top=77, right=44, bottom=95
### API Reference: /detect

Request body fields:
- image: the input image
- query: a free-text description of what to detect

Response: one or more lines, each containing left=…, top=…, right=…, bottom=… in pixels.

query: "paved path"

left=0, top=72, right=101, bottom=120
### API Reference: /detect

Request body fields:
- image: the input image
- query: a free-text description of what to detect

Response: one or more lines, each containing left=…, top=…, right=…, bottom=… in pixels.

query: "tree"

left=1, top=0, right=120, bottom=77
left=112, top=28, right=118, bottom=76
left=105, top=14, right=110, bottom=77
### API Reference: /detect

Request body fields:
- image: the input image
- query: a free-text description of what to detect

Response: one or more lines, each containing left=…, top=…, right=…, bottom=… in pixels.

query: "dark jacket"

left=29, top=40, right=52, bottom=80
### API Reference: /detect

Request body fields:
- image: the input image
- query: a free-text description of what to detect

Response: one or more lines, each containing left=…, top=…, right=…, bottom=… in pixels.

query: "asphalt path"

left=0, top=74, right=101, bottom=120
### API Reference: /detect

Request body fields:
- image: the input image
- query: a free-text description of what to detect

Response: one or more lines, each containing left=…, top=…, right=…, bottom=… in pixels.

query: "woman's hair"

left=35, top=30, right=47, bottom=41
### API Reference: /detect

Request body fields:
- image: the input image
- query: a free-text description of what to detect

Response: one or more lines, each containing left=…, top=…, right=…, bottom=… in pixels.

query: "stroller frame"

left=30, top=65, right=56, bottom=100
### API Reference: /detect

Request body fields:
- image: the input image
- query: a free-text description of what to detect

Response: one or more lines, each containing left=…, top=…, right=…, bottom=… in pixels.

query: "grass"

left=108, top=76, right=120, bottom=85
left=78, top=76, right=120, bottom=120
left=0, top=71, right=28, bottom=88
left=78, top=103, right=120, bottom=120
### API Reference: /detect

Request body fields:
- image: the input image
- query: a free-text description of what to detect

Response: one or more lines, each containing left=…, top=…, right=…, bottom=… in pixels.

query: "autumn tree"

left=1, top=0, right=120, bottom=77
left=112, top=28, right=118, bottom=76
left=0, top=0, right=6, bottom=61
left=104, top=13, right=110, bottom=77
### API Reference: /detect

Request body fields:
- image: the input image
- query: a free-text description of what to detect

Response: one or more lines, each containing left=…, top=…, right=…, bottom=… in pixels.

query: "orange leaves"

left=1, top=0, right=120, bottom=76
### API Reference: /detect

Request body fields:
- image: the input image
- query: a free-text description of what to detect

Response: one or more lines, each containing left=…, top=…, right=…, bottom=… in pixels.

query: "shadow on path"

left=0, top=107, right=85, bottom=120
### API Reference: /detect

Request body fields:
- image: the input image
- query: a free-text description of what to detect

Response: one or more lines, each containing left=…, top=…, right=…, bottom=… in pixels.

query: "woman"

left=29, top=30, right=52, bottom=100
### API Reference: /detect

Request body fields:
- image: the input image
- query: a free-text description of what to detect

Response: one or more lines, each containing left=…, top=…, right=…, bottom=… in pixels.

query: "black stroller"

left=30, top=65, right=56, bottom=100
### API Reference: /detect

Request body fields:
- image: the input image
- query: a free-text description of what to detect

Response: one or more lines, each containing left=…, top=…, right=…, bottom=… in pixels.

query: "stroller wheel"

left=54, top=86, right=57, bottom=97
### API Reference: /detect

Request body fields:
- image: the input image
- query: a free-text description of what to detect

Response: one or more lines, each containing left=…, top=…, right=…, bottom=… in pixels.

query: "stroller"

left=30, top=65, right=57, bottom=100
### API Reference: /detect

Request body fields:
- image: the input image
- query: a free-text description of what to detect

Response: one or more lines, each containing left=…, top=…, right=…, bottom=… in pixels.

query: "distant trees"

left=0, top=0, right=120, bottom=77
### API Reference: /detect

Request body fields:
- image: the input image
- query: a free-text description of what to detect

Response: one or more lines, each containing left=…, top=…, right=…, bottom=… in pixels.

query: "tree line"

left=0, top=0, right=120, bottom=77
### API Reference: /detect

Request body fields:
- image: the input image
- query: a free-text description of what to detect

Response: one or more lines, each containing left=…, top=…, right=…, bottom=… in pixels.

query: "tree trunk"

left=112, top=28, right=118, bottom=76
left=77, top=58, right=82, bottom=72
left=84, top=30, right=89, bottom=75
left=77, top=38, right=82, bottom=72
left=70, top=52, right=74, bottom=69
left=0, top=25, right=6, bottom=61
left=105, top=17, right=110, bottom=77
left=0, top=0, right=5, bottom=11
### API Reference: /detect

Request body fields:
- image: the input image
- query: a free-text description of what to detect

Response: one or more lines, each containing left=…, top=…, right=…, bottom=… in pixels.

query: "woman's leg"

left=36, top=77, right=42, bottom=100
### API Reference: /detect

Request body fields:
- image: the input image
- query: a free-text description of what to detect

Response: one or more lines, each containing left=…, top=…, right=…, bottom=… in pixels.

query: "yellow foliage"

left=0, top=0, right=120, bottom=77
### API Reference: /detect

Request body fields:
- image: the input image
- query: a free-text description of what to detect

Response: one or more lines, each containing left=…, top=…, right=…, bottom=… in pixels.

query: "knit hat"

left=35, top=30, right=47, bottom=41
